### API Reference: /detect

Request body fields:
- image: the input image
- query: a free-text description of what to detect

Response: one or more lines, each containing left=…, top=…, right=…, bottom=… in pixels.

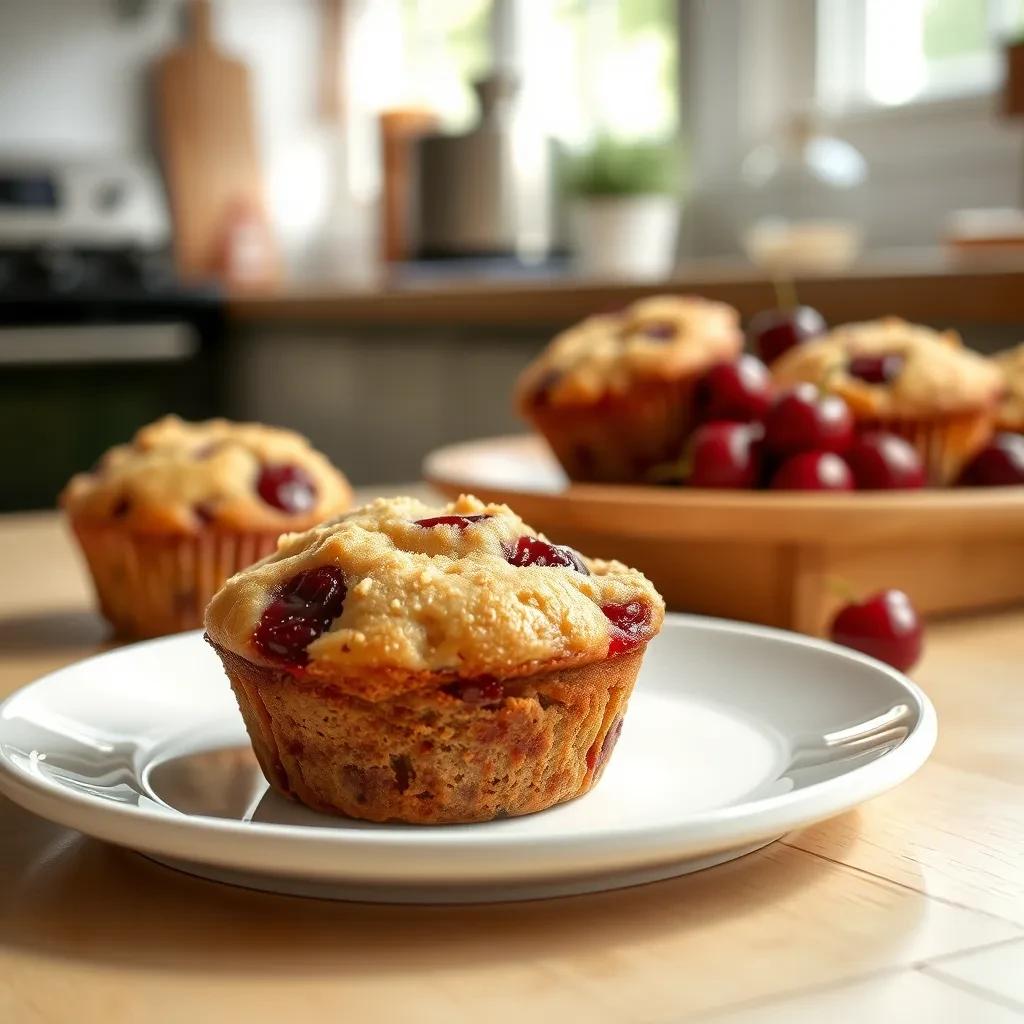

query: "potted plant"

left=564, top=137, right=682, bottom=279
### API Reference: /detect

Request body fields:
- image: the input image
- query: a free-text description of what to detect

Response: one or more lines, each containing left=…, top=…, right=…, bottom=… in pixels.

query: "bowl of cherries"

left=426, top=304, right=1024, bottom=643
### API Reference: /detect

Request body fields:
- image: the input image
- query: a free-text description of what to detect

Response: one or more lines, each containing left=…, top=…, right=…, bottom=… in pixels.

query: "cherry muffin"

left=771, top=318, right=1002, bottom=484
left=992, top=342, right=1024, bottom=434
left=61, top=415, right=351, bottom=638
left=204, top=494, right=665, bottom=824
left=515, top=295, right=743, bottom=482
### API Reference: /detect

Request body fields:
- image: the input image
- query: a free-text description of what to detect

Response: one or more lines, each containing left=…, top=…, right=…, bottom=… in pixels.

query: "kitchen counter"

left=2, top=505, right=1023, bottom=1022
left=227, top=252, right=1024, bottom=328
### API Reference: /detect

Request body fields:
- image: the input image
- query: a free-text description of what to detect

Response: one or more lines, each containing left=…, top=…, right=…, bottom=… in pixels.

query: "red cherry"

left=830, top=589, right=923, bottom=672
left=257, top=464, right=317, bottom=514
left=763, top=383, right=854, bottom=456
left=747, top=306, right=826, bottom=364
left=442, top=678, right=505, bottom=705
left=957, top=433, right=1024, bottom=487
left=848, top=354, right=904, bottom=384
left=253, top=565, right=347, bottom=667
left=602, top=600, right=652, bottom=656
left=695, top=355, right=772, bottom=423
left=846, top=432, right=925, bottom=490
left=685, top=421, right=762, bottom=488
left=415, top=514, right=491, bottom=530
left=506, top=535, right=589, bottom=574
left=770, top=451, right=854, bottom=491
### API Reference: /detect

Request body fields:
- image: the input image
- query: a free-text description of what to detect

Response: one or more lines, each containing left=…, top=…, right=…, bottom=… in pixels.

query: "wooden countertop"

left=2, top=507, right=1023, bottom=1023
left=227, top=252, right=1024, bottom=328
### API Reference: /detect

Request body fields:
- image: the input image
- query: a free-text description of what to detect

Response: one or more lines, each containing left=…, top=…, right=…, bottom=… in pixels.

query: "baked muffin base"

left=524, top=376, right=699, bottom=483
left=71, top=523, right=281, bottom=639
left=211, top=642, right=645, bottom=825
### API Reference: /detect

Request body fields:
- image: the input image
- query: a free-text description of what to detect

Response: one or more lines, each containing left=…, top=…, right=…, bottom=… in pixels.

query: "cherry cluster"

left=672, top=306, right=1024, bottom=490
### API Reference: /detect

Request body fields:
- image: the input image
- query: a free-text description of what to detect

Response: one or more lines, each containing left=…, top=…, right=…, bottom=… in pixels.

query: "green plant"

left=563, top=137, right=682, bottom=198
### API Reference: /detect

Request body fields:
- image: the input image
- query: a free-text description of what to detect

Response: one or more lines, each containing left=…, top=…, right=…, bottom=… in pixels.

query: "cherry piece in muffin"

left=253, top=566, right=347, bottom=667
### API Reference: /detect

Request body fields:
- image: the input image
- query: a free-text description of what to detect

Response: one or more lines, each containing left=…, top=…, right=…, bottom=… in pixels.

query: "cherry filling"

left=847, top=354, right=904, bottom=384
left=253, top=565, right=347, bottom=667
left=442, top=677, right=505, bottom=705
left=602, top=600, right=652, bottom=656
left=530, top=370, right=562, bottom=408
left=257, top=463, right=318, bottom=514
left=586, top=716, right=624, bottom=773
left=193, top=501, right=217, bottom=525
left=414, top=514, right=491, bottom=530
left=505, top=535, right=589, bottom=574
left=638, top=320, right=677, bottom=341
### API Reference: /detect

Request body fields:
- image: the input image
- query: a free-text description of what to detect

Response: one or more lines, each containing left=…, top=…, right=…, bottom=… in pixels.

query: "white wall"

left=0, top=0, right=340, bottom=263
left=681, top=0, right=1023, bottom=257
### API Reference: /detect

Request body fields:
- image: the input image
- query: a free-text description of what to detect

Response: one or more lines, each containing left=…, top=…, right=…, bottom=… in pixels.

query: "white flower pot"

left=570, top=195, right=680, bottom=279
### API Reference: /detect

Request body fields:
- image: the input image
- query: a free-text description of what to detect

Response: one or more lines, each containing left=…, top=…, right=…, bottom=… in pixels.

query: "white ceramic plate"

left=0, top=616, right=936, bottom=903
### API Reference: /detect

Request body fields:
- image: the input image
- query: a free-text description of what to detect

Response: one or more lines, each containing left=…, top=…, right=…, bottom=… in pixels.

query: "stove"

left=0, top=158, right=227, bottom=511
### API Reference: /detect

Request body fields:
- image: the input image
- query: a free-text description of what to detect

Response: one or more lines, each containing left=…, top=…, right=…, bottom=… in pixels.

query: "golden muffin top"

left=204, top=494, right=665, bottom=688
left=993, top=342, right=1024, bottom=432
left=516, top=295, right=743, bottom=408
left=771, top=318, right=1003, bottom=417
left=61, top=415, right=352, bottom=535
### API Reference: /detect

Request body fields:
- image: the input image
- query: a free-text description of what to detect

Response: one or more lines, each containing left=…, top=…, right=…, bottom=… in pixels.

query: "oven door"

left=0, top=317, right=224, bottom=511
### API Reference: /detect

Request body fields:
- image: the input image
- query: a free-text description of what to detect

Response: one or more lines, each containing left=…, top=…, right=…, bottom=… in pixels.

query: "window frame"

left=816, top=0, right=1021, bottom=115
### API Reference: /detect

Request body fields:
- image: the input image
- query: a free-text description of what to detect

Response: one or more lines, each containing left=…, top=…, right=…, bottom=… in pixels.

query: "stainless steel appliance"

left=411, top=74, right=557, bottom=262
left=0, top=157, right=225, bottom=511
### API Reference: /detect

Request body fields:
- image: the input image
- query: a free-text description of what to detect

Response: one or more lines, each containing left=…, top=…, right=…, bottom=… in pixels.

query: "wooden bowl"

left=424, top=434, right=1024, bottom=636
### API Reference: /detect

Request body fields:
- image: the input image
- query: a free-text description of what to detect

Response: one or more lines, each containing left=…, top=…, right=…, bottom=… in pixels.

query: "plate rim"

left=0, top=616, right=937, bottom=884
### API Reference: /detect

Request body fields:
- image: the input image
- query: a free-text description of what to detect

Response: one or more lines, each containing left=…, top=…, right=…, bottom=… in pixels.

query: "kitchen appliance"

left=411, top=74, right=556, bottom=262
left=0, top=157, right=225, bottom=512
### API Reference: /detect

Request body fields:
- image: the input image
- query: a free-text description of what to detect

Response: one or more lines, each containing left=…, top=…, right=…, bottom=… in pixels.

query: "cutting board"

left=154, top=0, right=272, bottom=281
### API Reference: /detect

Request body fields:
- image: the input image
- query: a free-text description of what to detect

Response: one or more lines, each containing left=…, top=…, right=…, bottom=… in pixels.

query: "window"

left=818, top=0, right=1024, bottom=110
left=355, top=0, right=677, bottom=142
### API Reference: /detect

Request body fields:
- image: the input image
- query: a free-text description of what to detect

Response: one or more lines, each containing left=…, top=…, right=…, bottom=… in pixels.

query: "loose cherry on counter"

left=770, top=451, right=854, bottom=491
left=506, top=535, right=589, bottom=574
left=603, top=601, right=652, bottom=656
left=257, top=464, right=317, bottom=514
left=415, top=514, right=491, bottom=530
left=253, top=565, right=347, bottom=667
left=956, top=433, right=1024, bottom=487
left=763, top=383, right=854, bottom=456
left=829, top=588, right=923, bottom=672
left=845, top=432, right=926, bottom=490
left=684, top=421, right=762, bottom=489
left=695, top=355, right=772, bottom=423
left=747, top=306, right=826, bottom=365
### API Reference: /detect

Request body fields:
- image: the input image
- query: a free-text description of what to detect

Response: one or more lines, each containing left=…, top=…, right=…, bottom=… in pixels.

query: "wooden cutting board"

left=153, top=0, right=271, bottom=281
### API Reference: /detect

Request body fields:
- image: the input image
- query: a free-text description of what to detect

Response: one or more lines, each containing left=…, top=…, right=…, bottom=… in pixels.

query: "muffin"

left=515, top=295, right=743, bottom=482
left=204, top=494, right=665, bottom=824
left=771, top=318, right=1002, bottom=484
left=61, top=415, right=352, bottom=638
left=993, top=343, right=1024, bottom=433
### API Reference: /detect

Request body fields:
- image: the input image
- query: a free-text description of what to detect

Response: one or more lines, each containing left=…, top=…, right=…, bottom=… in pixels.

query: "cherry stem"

left=646, top=449, right=694, bottom=483
left=827, top=576, right=860, bottom=604
left=772, top=276, right=799, bottom=310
